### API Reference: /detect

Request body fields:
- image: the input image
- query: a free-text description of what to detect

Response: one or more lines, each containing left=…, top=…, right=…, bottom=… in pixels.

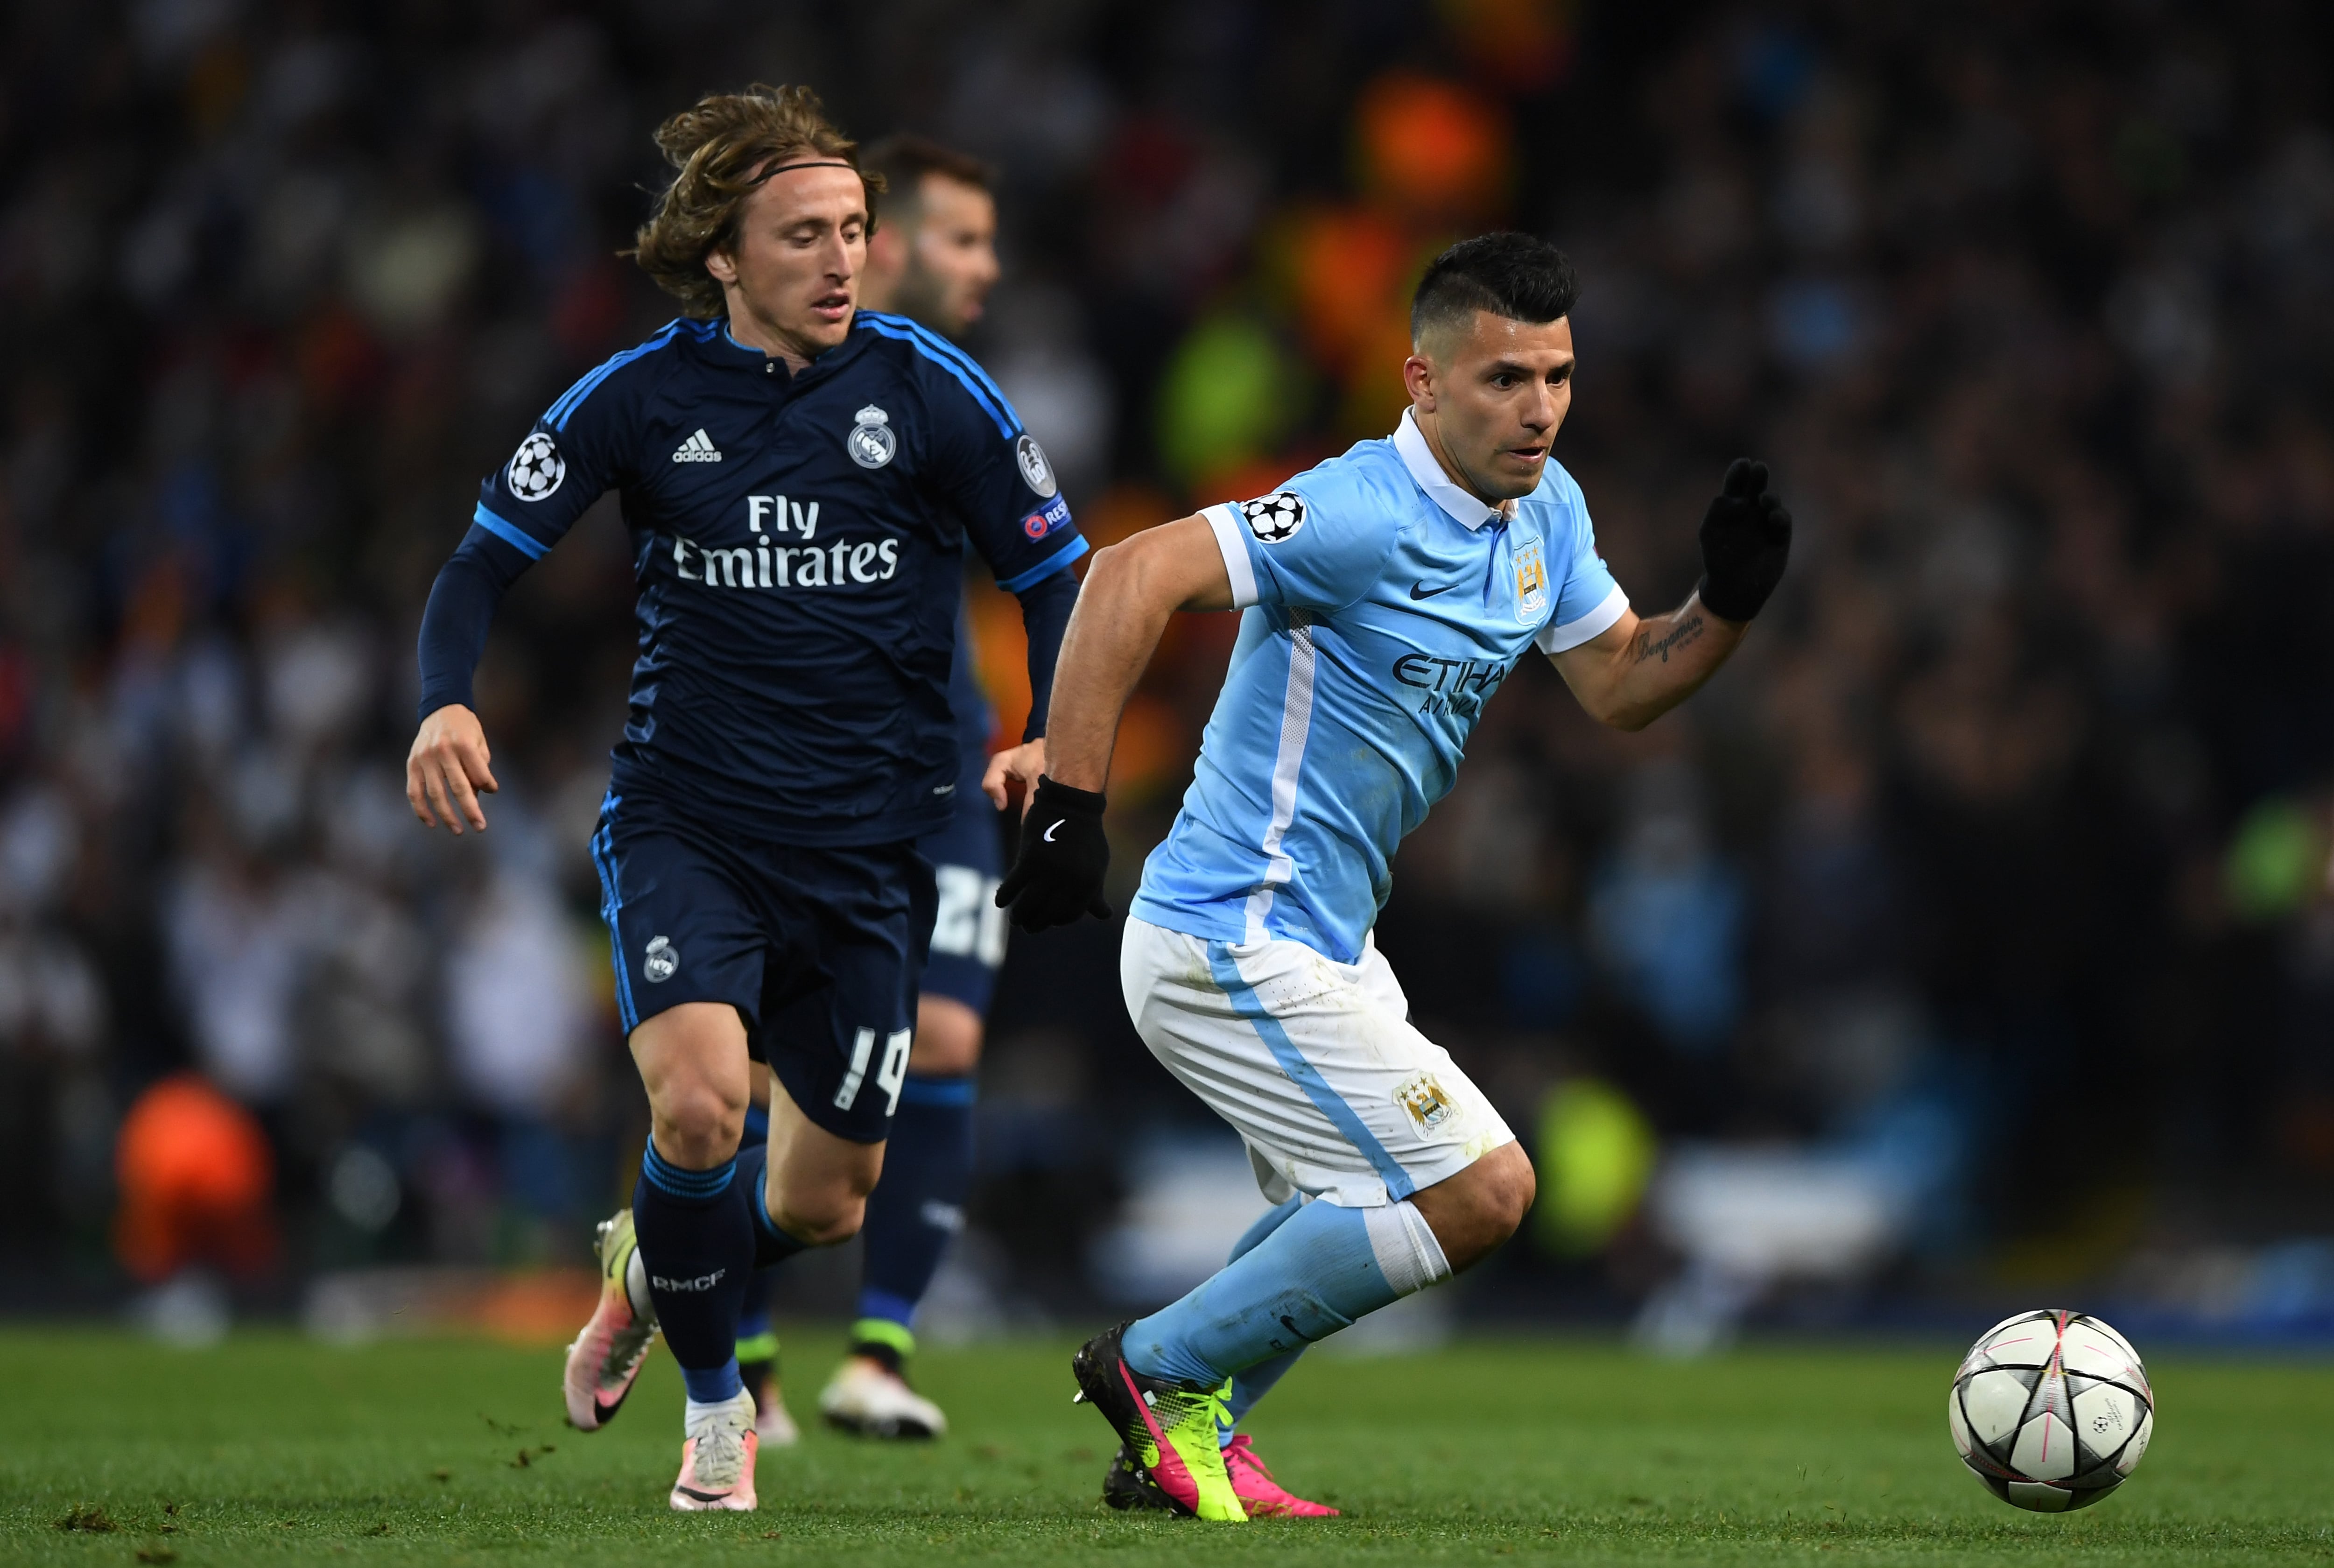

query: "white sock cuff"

left=1364, top=1198, right=1453, bottom=1297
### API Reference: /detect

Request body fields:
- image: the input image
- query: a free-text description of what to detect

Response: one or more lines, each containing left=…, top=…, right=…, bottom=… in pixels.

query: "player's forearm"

left=415, top=543, right=521, bottom=720
left=1588, top=595, right=1745, bottom=731
left=1012, top=567, right=1079, bottom=741
left=1039, top=542, right=1179, bottom=792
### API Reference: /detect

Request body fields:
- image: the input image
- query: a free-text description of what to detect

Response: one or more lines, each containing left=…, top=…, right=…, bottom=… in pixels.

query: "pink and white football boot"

left=670, top=1389, right=759, bottom=1511
left=562, top=1208, right=659, bottom=1431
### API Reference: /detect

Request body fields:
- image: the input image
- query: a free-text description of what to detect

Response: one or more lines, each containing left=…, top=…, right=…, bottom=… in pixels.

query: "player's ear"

left=1403, top=351, right=1439, bottom=412
left=704, top=245, right=739, bottom=287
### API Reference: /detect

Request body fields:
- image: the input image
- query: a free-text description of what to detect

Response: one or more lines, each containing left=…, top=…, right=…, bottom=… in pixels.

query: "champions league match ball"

left=1949, top=1309, right=2154, bottom=1512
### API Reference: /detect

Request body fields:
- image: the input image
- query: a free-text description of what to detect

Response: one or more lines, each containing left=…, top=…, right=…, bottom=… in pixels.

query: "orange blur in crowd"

left=113, top=1074, right=278, bottom=1284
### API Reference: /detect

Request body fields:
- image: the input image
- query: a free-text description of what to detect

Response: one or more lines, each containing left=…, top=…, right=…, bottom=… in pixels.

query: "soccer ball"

left=1949, top=1309, right=2153, bottom=1512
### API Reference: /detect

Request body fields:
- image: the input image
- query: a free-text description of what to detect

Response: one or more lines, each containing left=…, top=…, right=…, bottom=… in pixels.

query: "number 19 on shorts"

left=835, top=1026, right=913, bottom=1116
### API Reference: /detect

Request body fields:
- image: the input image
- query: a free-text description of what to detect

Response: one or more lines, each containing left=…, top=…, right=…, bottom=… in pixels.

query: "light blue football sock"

left=1124, top=1195, right=1450, bottom=1390
left=1217, top=1195, right=1306, bottom=1445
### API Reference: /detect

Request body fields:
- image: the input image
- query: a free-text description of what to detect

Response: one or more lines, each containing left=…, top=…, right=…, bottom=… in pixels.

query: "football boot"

left=1070, top=1323, right=1244, bottom=1522
left=562, top=1208, right=658, bottom=1431
left=820, top=1353, right=948, bottom=1439
left=669, top=1388, right=759, bottom=1512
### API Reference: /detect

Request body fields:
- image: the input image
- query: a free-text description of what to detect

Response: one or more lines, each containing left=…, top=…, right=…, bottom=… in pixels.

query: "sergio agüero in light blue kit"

left=996, top=233, right=1794, bottom=1520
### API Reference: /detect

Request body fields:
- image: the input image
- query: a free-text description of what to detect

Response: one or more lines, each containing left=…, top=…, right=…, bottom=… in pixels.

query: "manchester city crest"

left=1513, top=537, right=1549, bottom=620
left=846, top=405, right=897, bottom=469
left=1396, top=1071, right=1455, bottom=1131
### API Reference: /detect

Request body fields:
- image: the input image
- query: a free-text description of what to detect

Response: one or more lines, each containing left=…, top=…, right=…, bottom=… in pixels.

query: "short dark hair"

left=1410, top=232, right=1579, bottom=346
left=861, top=134, right=992, bottom=232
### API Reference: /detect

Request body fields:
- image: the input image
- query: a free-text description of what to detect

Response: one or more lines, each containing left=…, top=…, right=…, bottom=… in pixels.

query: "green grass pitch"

left=3, top=1328, right=2329, bottom=1565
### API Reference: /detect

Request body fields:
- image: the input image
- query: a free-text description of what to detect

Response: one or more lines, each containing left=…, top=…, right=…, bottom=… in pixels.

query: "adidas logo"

left=672, top=429, right=722, bottom=463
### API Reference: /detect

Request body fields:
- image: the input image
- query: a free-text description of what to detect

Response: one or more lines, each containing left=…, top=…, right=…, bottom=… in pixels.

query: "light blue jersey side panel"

left=1134, top=432, right=1625, bottom=963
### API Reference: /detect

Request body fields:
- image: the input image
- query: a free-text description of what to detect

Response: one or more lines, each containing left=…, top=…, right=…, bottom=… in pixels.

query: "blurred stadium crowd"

left=5, top=0, right=2334, bottom=1332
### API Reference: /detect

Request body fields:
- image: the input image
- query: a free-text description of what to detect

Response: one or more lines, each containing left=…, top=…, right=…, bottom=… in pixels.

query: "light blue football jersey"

left=1131, top=408, right=1627, bottom=964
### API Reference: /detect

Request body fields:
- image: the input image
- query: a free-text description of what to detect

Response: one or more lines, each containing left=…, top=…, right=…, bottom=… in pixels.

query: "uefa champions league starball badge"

left=506, top=431, right=566, bottom=500
left=847, top=405, right=897, bottom=469
left=1242, top=491, right=1306, bottom=542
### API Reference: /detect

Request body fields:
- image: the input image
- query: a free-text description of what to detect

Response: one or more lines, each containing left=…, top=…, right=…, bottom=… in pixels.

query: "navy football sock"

left=633, top=1138, right=752, bottom=1404
left=732, top=1140, right=813, bottom=1271
left=855, top=1074, right=975, bottom=1347
left=736, top=1271, right=777, bottom=1370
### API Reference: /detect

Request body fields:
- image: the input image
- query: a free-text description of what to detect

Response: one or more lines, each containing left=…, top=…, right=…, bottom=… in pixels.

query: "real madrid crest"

left=847, top=404, right=896, bottom=469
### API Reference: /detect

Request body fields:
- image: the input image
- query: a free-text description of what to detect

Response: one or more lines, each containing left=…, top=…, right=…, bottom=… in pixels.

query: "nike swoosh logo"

left=1409, top=580, right=1455, bottom=600
left=1044, top=821, right=1063, bottom=842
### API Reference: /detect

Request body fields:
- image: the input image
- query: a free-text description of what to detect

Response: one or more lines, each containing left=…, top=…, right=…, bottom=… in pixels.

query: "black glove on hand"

left=1696, top=458, right=1793, bottom=622
left=996, top=776, right=1113, bottom=932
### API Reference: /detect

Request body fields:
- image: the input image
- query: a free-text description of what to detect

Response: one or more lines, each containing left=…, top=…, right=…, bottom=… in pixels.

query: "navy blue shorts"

left=590, top=792, right=935, bottom=1143
left=915, top=782, right=1005, bottom=1017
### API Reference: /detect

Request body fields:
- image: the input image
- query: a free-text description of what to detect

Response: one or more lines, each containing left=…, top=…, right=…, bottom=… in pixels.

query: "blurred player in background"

left=406, top=86, right=1084, bottom=1512
left=999, top=233, right=1792, bottom=1519
left=738, top=133, right=1008, bottom=1445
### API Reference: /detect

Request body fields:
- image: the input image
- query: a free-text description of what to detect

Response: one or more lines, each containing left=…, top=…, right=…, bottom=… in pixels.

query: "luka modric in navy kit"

left=403, top=85, right=1084, bottom=1513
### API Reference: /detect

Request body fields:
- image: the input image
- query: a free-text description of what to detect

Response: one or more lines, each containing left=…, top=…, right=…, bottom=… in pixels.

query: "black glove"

left=1695, top=458, right=1793, bottom=622
left=996, top=776, right=1113, bottom=932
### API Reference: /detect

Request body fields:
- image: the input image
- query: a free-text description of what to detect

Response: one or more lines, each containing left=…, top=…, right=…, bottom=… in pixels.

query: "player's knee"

left=1479, top=1141, right=1537, bottom=1240
left=651, top=1079, right=747, bottom=1166
left=1415, top=1141, right=1536, bottom=1269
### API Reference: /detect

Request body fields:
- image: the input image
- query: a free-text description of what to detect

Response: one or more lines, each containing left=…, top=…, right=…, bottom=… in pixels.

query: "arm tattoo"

left=1631, top=613, right=1706, bottom=666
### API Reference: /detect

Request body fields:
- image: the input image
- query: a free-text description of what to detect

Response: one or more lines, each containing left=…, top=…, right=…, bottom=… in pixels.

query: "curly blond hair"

left=628, top=85, right=882, bottom=317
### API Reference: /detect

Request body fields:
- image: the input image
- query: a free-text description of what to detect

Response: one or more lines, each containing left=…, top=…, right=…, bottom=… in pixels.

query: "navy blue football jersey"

left=464, top=312, right=1083, bottom=846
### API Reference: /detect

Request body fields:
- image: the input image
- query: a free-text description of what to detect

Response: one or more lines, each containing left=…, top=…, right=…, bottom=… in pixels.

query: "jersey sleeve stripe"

left=544, top=319, right=708, bottom=430
left=853, top=316, right=1019, bottom=437
left=472, top=502, right=550, bottom=560
left=996, top=533, right=1089, bottom=593
left=1534, top=583, right=1629, bottom=655
left=1204, top=503, right=1259, bottom=609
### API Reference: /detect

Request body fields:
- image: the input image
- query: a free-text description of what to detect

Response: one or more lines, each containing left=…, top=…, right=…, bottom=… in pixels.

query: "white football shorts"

left=1120, top=916, right=1516, bottom=1209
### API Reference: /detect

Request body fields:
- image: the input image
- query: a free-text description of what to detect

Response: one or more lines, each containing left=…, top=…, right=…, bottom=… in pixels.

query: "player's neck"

left=857, top=271, right=899, bottom=316
left=1413, top=408, right=1499, bottom=508
left=724, top=302, right=827, bottom=376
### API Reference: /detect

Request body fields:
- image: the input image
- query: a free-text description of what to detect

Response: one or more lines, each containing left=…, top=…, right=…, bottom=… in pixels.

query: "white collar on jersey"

left=1393, top=407, right=1517, bottom=532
